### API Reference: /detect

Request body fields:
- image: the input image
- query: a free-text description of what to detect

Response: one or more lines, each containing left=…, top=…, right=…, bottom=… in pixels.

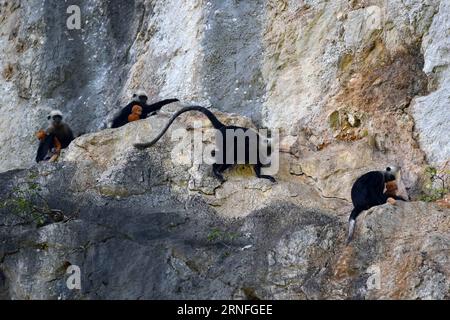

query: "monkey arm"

left=47, top=136, right=62, bottom=163
left=141, top=99, right=179, bottom=118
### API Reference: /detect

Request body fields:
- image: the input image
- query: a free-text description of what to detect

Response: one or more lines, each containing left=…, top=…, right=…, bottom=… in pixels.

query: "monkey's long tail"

left=346, top=208, right=363, bottom=245
left=146, top=98, right=180, bottom=113
left=134, top=106, right=224, bottom=149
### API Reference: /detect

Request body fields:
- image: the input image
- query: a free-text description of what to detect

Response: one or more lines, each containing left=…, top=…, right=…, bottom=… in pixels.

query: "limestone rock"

left=411, top=1, right=450, bottom=165
left=1, top=160, right=448, bottom=299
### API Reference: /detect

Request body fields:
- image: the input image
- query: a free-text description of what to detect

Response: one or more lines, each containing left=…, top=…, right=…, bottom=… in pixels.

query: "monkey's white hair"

left=385, top=165, right=401, bottom=176
left=49, top=110, right=63, bottom=118
left=347, top=219, right=356, bottom=245
left=133, top=90, right=147, bottom=97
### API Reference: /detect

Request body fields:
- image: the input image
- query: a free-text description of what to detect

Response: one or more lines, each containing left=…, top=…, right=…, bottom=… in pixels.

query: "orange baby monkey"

left=35, top=130, right=62, bottom=162
left=36, top=130, right=47, bottom=141
left=384, top=180, right=407, bottom=204
left=128, top=105, right=143, bottom=123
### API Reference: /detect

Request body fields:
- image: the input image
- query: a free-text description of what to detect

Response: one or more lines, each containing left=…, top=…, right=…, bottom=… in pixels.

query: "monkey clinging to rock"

left=347, top=166, right=407, bottom=244
left=109, top=91, right=179, bottom=128
left=35, top=110, right=75, bottom=163
left=134, top=105, right=276, bottom=183
left=46, top=110, right=75, bottom=148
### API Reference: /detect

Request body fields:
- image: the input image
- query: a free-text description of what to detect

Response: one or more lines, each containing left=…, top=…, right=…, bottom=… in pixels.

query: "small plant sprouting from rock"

left=419, top=166, right=449, bottom=202
left=0, top=173, right=64, bottom=226
left=207, top=227, right=239, bottom=245
left=207, top=228, right=222, bottom=242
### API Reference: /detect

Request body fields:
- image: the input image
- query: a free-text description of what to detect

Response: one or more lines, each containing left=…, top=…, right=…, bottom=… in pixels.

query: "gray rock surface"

left=1, top=165, right=449, bottom=299
left=411, top=0, right=450, bottom=165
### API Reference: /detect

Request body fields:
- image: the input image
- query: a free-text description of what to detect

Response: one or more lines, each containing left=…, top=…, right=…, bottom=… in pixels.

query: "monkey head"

left=131, top=105, right=142, bottom=116
left=132, top=90, right=148, bottom=104
left=384, top=165, right=401, bottom=182
left=48, top=110, right=64, bottom=126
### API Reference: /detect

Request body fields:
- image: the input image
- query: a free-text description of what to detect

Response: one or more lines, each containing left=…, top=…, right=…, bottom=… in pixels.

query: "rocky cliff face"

left=1, top=120, right=449, bottom=300
left=0, top=0, right=449, bottom=299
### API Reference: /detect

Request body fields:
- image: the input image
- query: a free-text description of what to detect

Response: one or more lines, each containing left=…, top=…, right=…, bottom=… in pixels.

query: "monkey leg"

left=49, top=154, right=59, bottom=163
left=53, top=137, right=62, bottom=153
left=47, top=137, right=62, bottom=163
left=254, top=164, right=276, bottom=183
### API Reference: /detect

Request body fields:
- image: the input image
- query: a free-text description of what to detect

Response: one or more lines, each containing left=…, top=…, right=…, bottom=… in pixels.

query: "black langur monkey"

left=110, top=91, right=179, bottom=128
left=35, top=110, right=74, bottom=163
left=46, top=110, right=75, bottom=148
left=134, top=106, right=276, bottom=183
left=347, top=166, right=406, bottom=244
